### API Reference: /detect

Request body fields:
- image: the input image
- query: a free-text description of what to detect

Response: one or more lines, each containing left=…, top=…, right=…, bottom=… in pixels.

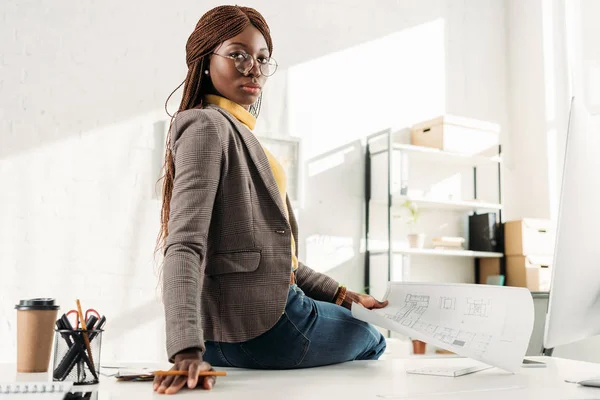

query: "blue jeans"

left=203, top=284, right=386, bottom=369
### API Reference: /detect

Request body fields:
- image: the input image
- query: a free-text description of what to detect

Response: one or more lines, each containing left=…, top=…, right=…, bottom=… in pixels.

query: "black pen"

left=90, top=316, right=106, bottom=340
left=54, top=317, right=99, bottom=381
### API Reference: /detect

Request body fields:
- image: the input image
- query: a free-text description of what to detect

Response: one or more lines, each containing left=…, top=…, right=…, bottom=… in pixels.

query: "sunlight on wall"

left=306, top=145, right=356, bottom=178
left=288, top=19, right=446, bottom=278
left=580, top=0, right=600, bottom=115
left=287, top=18, right=447, bottom=160
left=305, top=235, right=354, bottom=272
left=0, top=111, right=168, bottom=363
left=300, top=140, right=364, bottom=277
left=542, top=0, right=557, bottom=123
left=428, top=173, right=464, bottom=201
left=542, top=0, right=559, bottom=222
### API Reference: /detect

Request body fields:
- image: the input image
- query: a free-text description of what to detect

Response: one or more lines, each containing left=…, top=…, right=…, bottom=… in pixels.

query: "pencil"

left=76, top=299, right=95, bottom=370
left=153, top=370, right=227, bottom=377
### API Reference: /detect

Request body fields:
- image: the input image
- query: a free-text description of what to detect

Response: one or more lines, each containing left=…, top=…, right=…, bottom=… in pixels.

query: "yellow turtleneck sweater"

left=204, top=94, right=298, bottom=272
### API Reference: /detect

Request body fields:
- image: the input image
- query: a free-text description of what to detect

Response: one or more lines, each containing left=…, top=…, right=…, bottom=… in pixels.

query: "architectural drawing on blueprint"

left=439, top=297, right=456, bottom=310
left=470, top=333, right=493, bottom=357
left=409, top=323, right=492, bottom=357
left=465, top=298, right=492, bottom=317
left=383, top=294, right=494, bottom=357
left=439, top=331, right=492, bottom=357
left=385, top=294, right=430, bottom=328
left=433, top=327, right=460, bottom=344
left=351, top=283, right=534, bottom=373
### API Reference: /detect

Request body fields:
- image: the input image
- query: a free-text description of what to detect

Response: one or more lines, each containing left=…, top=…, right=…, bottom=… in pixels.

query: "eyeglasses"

left=212, top=51, right=278, bottom=77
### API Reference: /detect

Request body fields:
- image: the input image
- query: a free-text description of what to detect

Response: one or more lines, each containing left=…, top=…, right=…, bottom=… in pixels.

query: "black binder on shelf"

left=469, top=212, right=503, bottom=253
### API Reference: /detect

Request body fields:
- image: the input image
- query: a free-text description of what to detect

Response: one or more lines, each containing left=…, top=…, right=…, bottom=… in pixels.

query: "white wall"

left=504, top=0, right=571, bottom=223
left=289, top=0, right=510, bottom=298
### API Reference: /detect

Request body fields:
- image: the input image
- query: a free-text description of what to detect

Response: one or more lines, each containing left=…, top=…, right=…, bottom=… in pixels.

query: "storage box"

left=506, top=255, right=553, bottom=292
left=410, top=115, right=500, bottom=155
left=469, top=213, right=503, bottom=252
left=504, top=219, right=555, bottom=256
left=478, top=258, right=503, bottom=284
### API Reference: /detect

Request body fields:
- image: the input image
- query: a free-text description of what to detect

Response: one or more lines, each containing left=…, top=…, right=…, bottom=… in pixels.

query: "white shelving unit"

left=370, top=195, right=503, bottom=212
left=370, top=248, right=504, bottom=258
left=370, top=142, right=502, bottom=166
left=364, top=129, right=504, bottom=295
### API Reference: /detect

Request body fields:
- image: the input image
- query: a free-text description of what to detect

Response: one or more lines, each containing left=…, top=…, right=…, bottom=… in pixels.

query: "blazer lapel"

left=209, top=105, right=290, bottom=225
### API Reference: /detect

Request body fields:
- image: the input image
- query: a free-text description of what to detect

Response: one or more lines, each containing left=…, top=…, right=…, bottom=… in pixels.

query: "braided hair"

left=156, top=5, right=273, bottom=255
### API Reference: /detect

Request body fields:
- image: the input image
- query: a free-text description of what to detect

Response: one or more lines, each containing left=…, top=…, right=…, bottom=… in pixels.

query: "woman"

left=154, top=5, right=388, bottom=395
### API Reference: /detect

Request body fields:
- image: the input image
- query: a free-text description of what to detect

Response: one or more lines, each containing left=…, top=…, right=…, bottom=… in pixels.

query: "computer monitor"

left=544, top=97, right=600, bottom=350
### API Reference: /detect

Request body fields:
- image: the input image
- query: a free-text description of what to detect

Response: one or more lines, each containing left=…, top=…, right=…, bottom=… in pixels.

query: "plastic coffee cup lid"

left=15, top=298, right=60, bottom=311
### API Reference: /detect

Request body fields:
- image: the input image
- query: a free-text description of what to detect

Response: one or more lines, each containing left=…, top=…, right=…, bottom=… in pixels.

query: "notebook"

left=406, top=364, right=492, bottom=377
left=0, top=381, right=73, bottom=399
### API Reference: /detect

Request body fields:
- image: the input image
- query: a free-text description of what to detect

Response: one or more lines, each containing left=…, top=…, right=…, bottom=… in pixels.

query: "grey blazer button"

left=276, top=230, right=285, bottom=234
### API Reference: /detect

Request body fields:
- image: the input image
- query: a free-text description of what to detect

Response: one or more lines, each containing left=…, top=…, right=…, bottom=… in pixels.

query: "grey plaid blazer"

left=162, top=104, right=340, bottom=362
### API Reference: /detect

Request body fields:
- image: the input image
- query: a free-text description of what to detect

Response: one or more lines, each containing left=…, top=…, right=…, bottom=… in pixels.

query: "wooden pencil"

left=153, top=370, right=227, bottom=377
left=76, top=299, right=95, bottom=370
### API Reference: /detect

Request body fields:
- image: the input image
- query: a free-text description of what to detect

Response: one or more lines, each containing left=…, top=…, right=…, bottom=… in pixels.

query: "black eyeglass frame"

left=211, top=51, right=278, bottom=77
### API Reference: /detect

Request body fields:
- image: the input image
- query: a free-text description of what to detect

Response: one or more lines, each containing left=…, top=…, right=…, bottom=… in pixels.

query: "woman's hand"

left=153, top=348, right=216, bottom=395
left=357, top=293, right=388, bottom=310
left=342, top=290, right=388, bottom=310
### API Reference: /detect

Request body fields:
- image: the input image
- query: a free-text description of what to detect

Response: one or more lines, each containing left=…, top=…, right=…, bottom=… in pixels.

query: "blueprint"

left=351, top=282, right=534, bottom=373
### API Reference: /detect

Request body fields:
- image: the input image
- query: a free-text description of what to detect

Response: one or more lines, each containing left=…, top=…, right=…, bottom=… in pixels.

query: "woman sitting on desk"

left=154, top=5, right=389, bottom=395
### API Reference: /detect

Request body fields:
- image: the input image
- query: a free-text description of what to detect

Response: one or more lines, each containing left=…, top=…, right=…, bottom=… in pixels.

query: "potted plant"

left=400, top=200, right=425, bottom=248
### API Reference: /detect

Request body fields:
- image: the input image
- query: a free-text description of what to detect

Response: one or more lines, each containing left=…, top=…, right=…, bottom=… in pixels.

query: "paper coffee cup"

left=15, top=298, right=59, bottom=373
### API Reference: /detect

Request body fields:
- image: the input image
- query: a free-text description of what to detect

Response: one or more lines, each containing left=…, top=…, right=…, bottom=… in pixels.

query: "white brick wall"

left=1, top=0, right=518, bottom=364
left=0, top=111, right=170, bottom=363
left=0, top=0, right=214, bottom=364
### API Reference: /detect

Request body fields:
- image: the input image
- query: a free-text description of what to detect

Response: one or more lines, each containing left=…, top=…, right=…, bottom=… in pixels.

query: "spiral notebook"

left=0, top=381, right=73, bottom=399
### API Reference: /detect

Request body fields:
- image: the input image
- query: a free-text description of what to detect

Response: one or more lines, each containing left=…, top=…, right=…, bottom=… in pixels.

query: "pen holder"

left=52, top=329, right=103, bottom=385
left=64, top=391, right=99, bottom=400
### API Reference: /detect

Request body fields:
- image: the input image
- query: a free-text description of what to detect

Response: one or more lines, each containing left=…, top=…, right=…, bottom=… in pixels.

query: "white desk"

left=4, top=356, right=600, bottom=399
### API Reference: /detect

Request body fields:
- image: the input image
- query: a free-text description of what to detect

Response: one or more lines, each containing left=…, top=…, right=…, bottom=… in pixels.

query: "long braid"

left=155, top=6, right=273, bottom=261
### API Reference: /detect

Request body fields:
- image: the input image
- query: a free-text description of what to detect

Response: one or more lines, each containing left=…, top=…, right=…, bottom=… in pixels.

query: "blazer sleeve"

left=295, top=261, right=340, bottom=302
left=162, top=110, right=222, bottom=362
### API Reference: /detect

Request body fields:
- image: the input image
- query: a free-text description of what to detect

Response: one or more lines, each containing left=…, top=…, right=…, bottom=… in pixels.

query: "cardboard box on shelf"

left=410, top=115, right=500, bottom=155
left=478, top=258, right=502, bottom=285
left=506, top=255, right=553, bottom=292
left=504, top=219, right=555, bottom=256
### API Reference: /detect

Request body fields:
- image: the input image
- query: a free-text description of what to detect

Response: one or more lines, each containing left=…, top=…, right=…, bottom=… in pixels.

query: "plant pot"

left=412, top=339, right=427, bottom=354
left=407, top=233, right=426, bottom=249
